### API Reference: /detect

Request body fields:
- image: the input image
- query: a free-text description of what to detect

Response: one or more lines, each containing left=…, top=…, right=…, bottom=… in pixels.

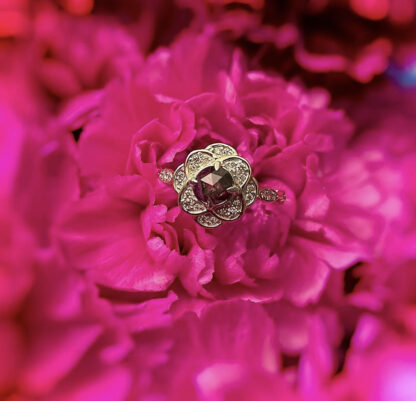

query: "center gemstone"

left=193, top=166, right=234, bottom=205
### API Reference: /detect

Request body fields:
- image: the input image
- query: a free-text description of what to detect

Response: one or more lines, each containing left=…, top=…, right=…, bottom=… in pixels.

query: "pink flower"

left=0, top=212, right=33, bottom=328
left=290, top=83, right=416, bottom=401
left=347, top=0, right=416, bottom=24
left=0, top=106, right=35, bottom=319
left=0, top=107, right=108, bottom=397
left=0, top=0, right=30, bottom=38
left=1, top=2, right=415, bottom=400
left=31, top=7, right=142, bottom=102
left=179, top=0, right=415, bottom=85
left=0, top=45, right=47, bottom=121
left=0, top=229, right=175, bottom=400
left=0, top=105, right=177, bottom=400
left=0, top=242, right=176, bottom=400
left=56, top=33, right=381, bottom=303
left=150, top=300, right=301, bottom=401
left=327, top=314, right=416, bottom=401
left=327, top=85, right=416, bottom=318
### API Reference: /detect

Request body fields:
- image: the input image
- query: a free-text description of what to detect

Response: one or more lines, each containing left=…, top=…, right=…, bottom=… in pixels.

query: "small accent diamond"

left=196, top=212, right=222, bottom=228
left=206, top=143, right=237, bottom=159
left=158, top=168, right=174, bottom=183
left=259, top=188, right=286, bottom=203
left=213, top=195, right=243, bottom=221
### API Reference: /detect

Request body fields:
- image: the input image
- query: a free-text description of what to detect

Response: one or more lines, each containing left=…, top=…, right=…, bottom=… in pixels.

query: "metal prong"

left=227, top=185, right=240, bottom=193
left=214, top=161, right=221, bottom=171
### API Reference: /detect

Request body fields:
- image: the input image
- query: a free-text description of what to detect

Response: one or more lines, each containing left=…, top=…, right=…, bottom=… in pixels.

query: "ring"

left=158, top=143, right=286, bottom=228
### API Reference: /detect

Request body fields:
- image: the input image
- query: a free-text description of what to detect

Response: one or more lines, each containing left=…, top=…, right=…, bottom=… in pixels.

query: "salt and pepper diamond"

left=193, top=166, right=235, bottom=205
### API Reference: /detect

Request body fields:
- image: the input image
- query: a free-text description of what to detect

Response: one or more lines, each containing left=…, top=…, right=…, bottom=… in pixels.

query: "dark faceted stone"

left=193, top=166, right=234, bottom=205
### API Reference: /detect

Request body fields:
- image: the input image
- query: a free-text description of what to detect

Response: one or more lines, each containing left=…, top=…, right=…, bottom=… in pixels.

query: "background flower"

left=176, top=0, right=416, bottom=93
left=151, top=300, right=301, bottom=401
left=1, top=1, right=416, bottom=400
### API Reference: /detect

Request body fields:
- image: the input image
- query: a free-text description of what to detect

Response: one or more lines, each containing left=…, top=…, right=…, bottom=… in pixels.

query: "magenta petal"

left=279, top=241, right=330, bottom=306
left=179, top=229, right=215, bottom=296
left=44, top=367, right=132, bottom=401
left=78, top=82, right=161, bottom=178
left=56, top=176, right=179, bottom=291
left=20, top=322, right=102, bottom=393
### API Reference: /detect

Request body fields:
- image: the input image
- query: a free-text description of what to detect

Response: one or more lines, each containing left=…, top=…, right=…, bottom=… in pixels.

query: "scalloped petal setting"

left=221, top=157, right=251, bottom=187
left=173, top=164, right=186, bottom=194
left=212, top=195, right=244, bottom=221
left=206, top=143, right=237, bottom=159
left=180, top=185, right=207, bottom=214
left=243, top=177, right=258, bottom=207
left=185, top=150, right=215, bottom=179
left=162, top=143, right=285, bottom=228
left=196, top=212, right=223, bottom=228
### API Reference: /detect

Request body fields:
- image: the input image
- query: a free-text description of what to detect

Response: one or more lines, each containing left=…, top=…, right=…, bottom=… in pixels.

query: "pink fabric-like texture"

left=1, top=1, right=416, bottom=400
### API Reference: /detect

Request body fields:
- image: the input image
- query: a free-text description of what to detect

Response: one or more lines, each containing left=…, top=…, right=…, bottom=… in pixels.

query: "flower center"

left=193, top=166, right=234, bottom=205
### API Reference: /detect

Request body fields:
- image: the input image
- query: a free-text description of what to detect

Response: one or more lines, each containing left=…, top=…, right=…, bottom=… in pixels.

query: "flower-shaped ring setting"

left=158, top=143, right=286, bottom=228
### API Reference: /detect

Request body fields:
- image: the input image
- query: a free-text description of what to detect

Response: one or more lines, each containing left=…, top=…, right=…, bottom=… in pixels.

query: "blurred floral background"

left=1, top=0, right=416, bottom=400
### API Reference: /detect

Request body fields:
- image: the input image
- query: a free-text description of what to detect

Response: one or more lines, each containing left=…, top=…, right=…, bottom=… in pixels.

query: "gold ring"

left=158, top=143, right=286, bottom=228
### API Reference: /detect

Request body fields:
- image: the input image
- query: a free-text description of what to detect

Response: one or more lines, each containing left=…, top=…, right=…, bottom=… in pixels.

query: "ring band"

left=158, top=143, right=286, bottom=228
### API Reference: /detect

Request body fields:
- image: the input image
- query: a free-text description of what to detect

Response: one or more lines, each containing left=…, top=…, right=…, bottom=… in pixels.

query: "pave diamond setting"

left=158, top=168, right=174, bottom=183
left=176, top=143, right=255, bottom=227
left=158, top=143, right=286, bottom=228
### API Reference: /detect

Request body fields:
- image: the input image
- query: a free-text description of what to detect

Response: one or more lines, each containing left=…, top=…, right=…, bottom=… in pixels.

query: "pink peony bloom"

left=56, top=33, right=382, bottom=304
